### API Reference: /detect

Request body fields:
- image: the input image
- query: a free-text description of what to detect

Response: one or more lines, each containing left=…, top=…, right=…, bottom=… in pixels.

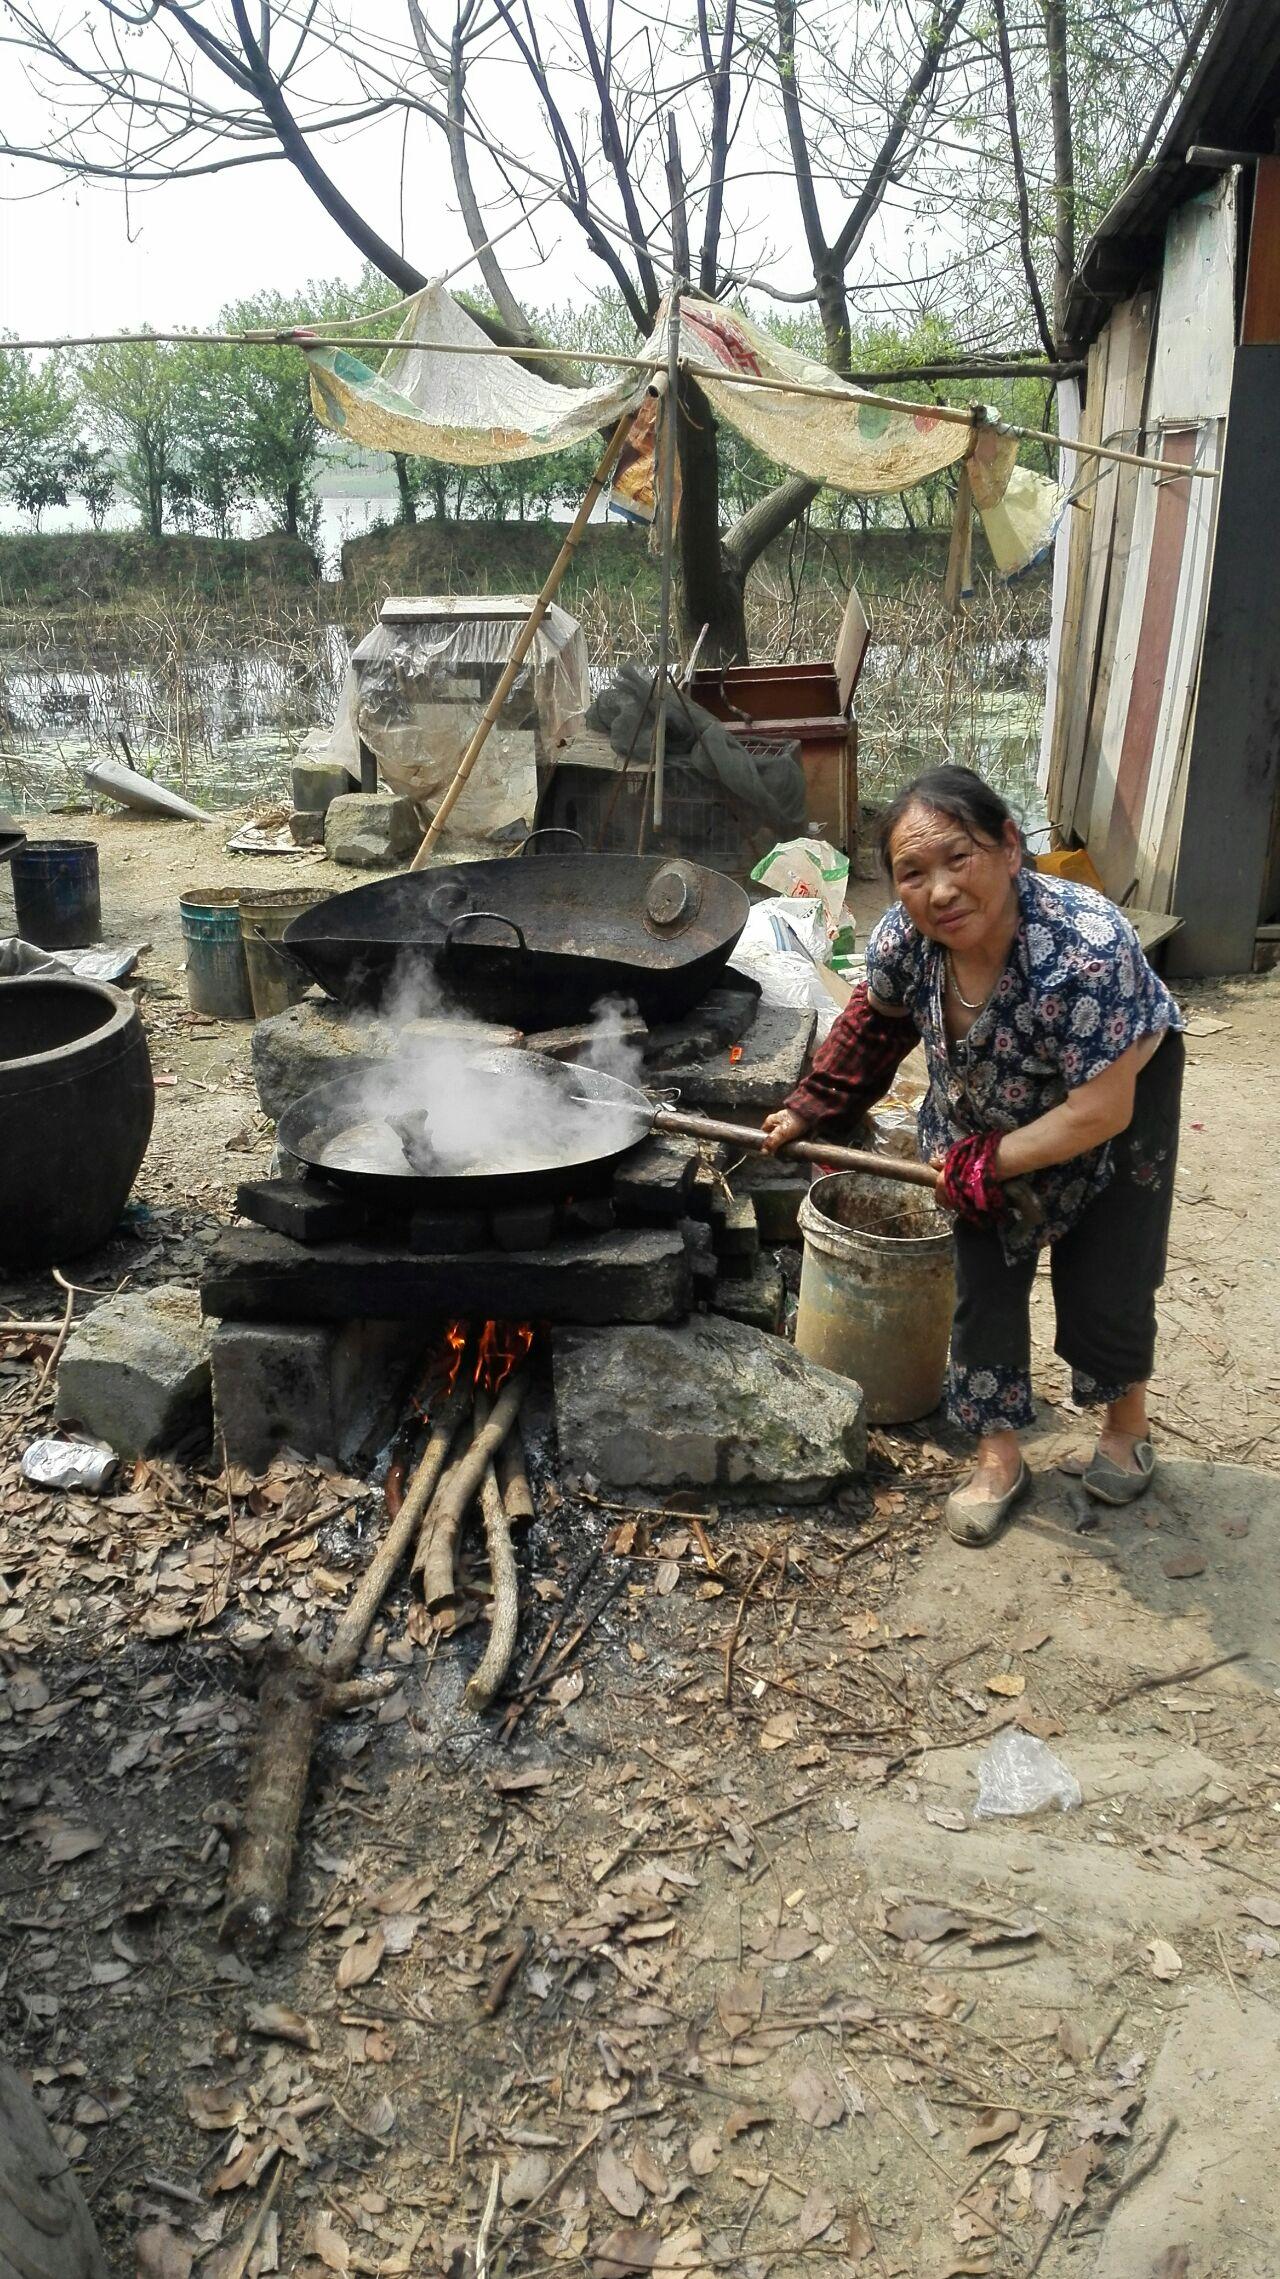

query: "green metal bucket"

left=179, top=887, right=254, bottom=1021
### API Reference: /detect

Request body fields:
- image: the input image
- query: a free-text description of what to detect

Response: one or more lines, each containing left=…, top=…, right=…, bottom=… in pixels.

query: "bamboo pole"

left=649, top=284, right=683, bottom=834
left=407, top=404, right=642, bottom=872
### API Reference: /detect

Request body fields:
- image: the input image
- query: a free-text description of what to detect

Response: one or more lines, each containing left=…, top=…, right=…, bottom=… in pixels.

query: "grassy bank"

left=0, top=530, right=319, bottom=616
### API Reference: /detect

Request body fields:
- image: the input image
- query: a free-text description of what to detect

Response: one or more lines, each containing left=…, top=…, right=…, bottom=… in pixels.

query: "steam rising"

left=305, top=961, right=651, bottom=1181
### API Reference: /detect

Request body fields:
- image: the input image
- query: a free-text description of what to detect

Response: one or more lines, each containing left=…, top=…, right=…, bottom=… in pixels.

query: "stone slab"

left=527, top=1013, right=649, bottom=1065
left=711, top=1191, right=760, bottom=1258
left=1089, top=1988, right=1280, bottom=2279
left=57, top=1283, right=212, bottom=1459
left=293, top=757, right=357, bottom=813
left=709, top=1254, right=786, bottom=1333
left=324, top=791, right=420, bottom=870
left=553, top=1317, right=865, bottom=1501
left=202, top=1226, right=692, bottom=1326
left=642, top=975, right=760, bottom=1070
left=288, top=808, right=326, bottom=846
left=656, top=1004, right=817, bottom=1111
left=212, top=1318, right=416, bottom=1472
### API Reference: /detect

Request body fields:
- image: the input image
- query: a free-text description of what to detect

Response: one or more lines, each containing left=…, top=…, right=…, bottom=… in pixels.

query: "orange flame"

left=475, top=1317, right=535, bottom=1395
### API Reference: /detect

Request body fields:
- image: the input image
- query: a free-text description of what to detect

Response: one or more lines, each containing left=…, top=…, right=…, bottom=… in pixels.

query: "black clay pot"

left=0, top=977, right=155, bottom=1267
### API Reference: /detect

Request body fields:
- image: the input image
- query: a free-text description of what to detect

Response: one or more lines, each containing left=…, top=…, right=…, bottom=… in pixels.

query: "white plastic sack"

left=732, top=897, right=852, bottom=1041
left=974, top=1729, right=1082, bottom=1818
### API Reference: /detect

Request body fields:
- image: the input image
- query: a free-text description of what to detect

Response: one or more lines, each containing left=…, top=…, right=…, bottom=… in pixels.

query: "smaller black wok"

left=276, top=1046, right=655, bottom=1209
left=281, top=845, right=750, bottom=1029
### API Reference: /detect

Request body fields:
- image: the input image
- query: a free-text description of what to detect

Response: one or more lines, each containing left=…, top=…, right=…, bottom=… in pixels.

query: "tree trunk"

left=394, top=455, right=417, bottom=526
left=676, top=377, right=747, bottom=662
left=284, top=482, right=300, bottom=538
left=1041, top=0, right=1075, bottom=346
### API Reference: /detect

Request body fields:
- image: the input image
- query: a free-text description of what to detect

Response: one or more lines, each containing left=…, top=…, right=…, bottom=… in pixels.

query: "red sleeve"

left=784, top=982, right=918, bottom=1133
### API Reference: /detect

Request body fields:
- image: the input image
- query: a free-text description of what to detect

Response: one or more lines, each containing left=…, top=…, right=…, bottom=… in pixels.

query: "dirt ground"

left=1, top=813, right=1278, bottom=2279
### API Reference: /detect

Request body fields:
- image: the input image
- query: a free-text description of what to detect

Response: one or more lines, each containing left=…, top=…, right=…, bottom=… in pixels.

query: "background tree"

left=78, top=337, right=185, bottom=539
left=0, top=343, right=82, bottom=530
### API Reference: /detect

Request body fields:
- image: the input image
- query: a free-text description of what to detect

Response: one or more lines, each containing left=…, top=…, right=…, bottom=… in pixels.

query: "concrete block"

left=57, top=1284, right=212, bottom=1459
left=711, top=1191, right=760, bottom=1258
left=710, top=1255, right=786, bottom=1333
left=288, top=808, right=326, bottom=846
left=730, top=1153, right=811, bottom=1244
left=324, top=792, right=421, bottom=870
left=492, top=1203, right=558, bottom=1253
left=236, top=1178, right=366, bottom=1246
left=212, top=1317, right=416, bottom=1472
left=554, top=1318, right=865, bottom=1501
left=293, top=757, right=357, bottom=813
left=527, top=1012, right=650, bottom=1066
left=407, top=1206, right=490, bottom=1255
left=611, top=1136, right=699, bottom=1223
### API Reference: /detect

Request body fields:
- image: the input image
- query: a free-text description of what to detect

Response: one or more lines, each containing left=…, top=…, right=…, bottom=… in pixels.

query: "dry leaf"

left=687, top=2132, right=720, bottom=2176
left=759, top=1711, right=799, bottom=1751
left=306, top=2216, right=349, bottom=2274
left=963, top=2109, right=1019, bottom=2154
left=1239, top=1895, right=1280, bottom=1928
left=925, top=1806, right=968, bottom=1832
left=845, top=2208, right=876, bottom=2264
left=1146, top=1938, right=1183, bottom=1981
left=787, top=2066, right=842, bottom=2129
left=135, top=2224, right=195, bottom=2279
left=653, top=1560, right=680, bottom=1596
left=597, top=2147, right=646, bottom=2219
left=41, top=1821, right=104, bottom=1863
left=796, top=2186, right=837, bottom=2243
left=503, top=2152, right=551, bottom=2207
left=246, top=2003, right=318, bottom=2050
left=724, top=2107, right=769, bottom=2140
left=336, top=1930, right=385, bottom=1990
left=1152, top=2250, right=1190, bottom=2279
left=885, top=1901, right=967, bottom=1945
left=984, top=1672, right=1026, bottom=1698
left=1056, top=2015, right=1089, bottom=2066
left=492, top=1767, right=556, bottom=1793
left=591, top=2227, right=658, bottom=2277
left=716, top=1973, right=763, bottom=2041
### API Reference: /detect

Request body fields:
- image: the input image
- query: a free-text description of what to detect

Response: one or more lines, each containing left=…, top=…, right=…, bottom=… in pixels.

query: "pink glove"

left=937, top=1132, right=1009, bottom=1226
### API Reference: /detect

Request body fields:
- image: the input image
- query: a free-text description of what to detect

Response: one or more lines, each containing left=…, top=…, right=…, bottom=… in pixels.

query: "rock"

left=553, top=1318, right=865, bottom=1500
left=251, top=999, right=519, bottom=1122
left=731, top=1153, right=812, bottom=1244
left=710, top=1254, right=786, bottom=1332
left=56, top=1283, right=212, bottom=1458
left=288, top=808, right=326, bottom=846
left=211, top=1318, right=414, bottom=1473
left=643, top=975, right=760, bottom=1070
left=710, top=1191, right=760, bottom=1258
left=656, top=1004, right=817, bottom=1111
left=292, top=757, right=357, bottom=813
left=612, top=1136, right=700, bottom=1223
left=324, top=792, right=421, bottom=869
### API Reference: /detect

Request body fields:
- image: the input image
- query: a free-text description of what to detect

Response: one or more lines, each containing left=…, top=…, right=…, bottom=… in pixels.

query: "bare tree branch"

left=992, top=0, right=1055, bottom=357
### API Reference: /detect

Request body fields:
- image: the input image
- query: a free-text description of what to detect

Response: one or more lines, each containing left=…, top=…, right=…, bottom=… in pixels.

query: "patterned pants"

left=948, top=1034, right=1185, bottom=1437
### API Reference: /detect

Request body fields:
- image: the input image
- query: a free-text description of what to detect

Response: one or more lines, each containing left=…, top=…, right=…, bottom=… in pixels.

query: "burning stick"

left=464, top=1393, right=520, bottom=1713
left=495, top=1420, right=535, bottom=1525
left=221, top=1370, right=472, bottom=1957
left=417, top=1368, right=529, bottom=1613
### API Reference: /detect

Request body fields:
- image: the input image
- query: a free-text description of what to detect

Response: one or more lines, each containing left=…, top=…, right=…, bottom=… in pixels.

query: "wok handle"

left=513, top=827, right=584, bottom=855
left=249, top=923, right=312, bottom=976
left=651, top=1107, right=939, bottom=1191
left=440, top=910, right=529, bottom=955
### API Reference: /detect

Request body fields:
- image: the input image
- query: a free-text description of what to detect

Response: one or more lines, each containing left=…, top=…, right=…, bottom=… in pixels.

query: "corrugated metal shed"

left=1065, top=0, right=1280, bottom=353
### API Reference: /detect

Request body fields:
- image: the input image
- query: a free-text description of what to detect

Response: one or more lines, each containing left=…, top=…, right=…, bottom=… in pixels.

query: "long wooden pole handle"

left=651, top=1107, right=939, bottom=1190
left=409, top=404, right=642, bottom=872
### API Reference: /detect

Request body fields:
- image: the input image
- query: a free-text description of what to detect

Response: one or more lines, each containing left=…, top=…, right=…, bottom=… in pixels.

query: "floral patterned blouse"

left=865, top=867, right=1184, bottom=1258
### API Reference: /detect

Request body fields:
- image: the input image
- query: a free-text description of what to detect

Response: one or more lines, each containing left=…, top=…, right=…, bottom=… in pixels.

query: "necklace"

left=947, top=955, right=991, bottom=1012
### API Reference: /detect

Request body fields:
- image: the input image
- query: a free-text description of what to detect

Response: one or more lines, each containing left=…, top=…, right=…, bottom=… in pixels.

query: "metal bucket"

left=796, top=1170, right=955, bottom=1424
left=239, top=886, right=330, bottom=1020
left=179, top=887, right=254, bottom=1020
left=11, top=840, right=102, bottom=949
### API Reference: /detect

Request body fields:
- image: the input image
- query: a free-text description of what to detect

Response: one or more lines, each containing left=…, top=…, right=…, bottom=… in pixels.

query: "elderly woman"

left=763, top=766, right=1185, bottom=1545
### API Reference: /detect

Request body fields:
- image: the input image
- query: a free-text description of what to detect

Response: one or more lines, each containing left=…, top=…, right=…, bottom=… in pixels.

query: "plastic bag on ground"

left=974, top=1728, right=1082, bottom=1818
left=22, top=1437, right=117, bottom=1493
left=731, top=897, right=851, bottom=1040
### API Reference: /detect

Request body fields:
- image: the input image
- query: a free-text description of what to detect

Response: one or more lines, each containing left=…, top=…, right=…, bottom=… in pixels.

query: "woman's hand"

left=761, top=1107, right=811, bottom=1155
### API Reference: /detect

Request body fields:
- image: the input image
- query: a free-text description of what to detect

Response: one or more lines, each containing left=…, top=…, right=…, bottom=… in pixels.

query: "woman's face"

left=887, top=801, right=1021, bottom=954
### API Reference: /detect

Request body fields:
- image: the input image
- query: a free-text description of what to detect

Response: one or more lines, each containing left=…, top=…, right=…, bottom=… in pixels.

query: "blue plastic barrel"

left=179, top=886, right=254, bottom=1020
left=10, top=839, right=102, bottom=950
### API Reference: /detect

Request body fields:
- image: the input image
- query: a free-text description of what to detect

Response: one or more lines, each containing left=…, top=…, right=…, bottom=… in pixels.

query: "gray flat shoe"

left=1083, top=1440, right=1156, bottom=1505
left=945, top=1460, right=1030, bottom=1546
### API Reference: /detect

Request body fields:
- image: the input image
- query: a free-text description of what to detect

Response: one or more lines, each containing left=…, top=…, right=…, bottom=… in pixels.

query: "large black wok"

left=276, top=1046, right=653, bottom=1208
left=281, top=849, right=750, bottom=1028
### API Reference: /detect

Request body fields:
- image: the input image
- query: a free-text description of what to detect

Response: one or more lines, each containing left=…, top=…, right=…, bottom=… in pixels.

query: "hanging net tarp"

left=301, top=285, right=1062, bottom=578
